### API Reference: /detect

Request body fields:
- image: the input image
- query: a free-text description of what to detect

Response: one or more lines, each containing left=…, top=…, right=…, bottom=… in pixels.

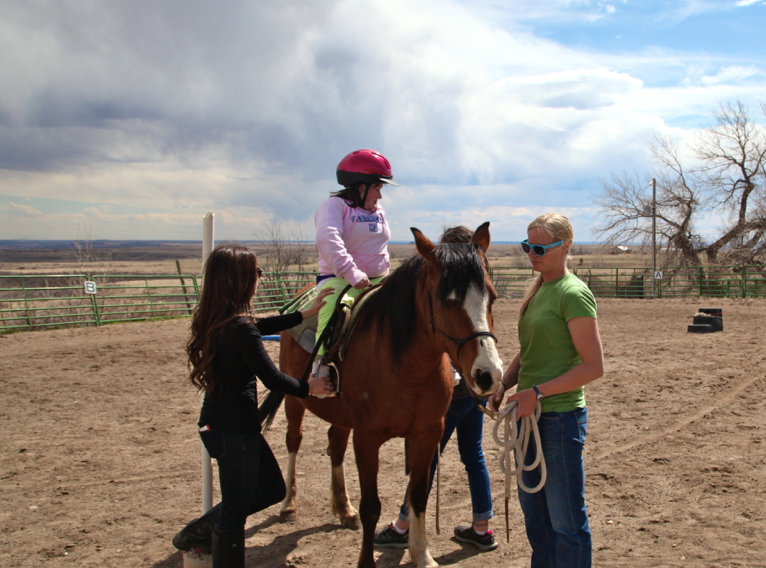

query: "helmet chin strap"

left=360, top=184, right=371, bottom=210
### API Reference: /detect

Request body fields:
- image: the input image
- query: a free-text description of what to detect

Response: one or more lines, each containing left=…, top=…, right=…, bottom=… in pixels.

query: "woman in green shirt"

left=488, top=212, right=604, bottom=568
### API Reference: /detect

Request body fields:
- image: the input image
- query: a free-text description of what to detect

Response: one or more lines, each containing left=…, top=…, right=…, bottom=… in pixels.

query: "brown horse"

left=268, top=223, right=503, bottom=568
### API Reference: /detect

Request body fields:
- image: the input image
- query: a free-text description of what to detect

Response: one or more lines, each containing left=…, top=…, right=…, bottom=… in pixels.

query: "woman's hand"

left=301, top=287, right=335, bottom=319
left=487, top=383, right=506, bottom=413
left=506, top=388, right=538, bottom=418
left=353, top=276, right=371, bottom=290
left=308, top=374, right=333, bottom=396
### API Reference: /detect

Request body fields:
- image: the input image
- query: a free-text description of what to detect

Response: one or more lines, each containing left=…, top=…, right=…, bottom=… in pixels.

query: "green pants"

left=315, top=276, right=384, bottom=357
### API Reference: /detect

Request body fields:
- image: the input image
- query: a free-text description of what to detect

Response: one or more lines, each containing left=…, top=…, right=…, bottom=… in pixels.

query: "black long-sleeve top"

left=198, top=312, right=308, bottom=434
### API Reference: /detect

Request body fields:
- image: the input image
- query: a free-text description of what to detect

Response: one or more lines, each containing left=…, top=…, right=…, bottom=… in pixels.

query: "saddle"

left=281, top=282, right=382, bottom=389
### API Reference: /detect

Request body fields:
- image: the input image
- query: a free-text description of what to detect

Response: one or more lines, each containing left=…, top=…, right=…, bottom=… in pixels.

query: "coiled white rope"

left=491, top=399, right=547, bottom=541
left=492, top=400, right=547, bottom=494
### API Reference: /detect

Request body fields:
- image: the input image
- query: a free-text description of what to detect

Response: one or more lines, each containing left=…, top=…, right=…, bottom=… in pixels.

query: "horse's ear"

left=411, top=227, right=436, bottom=259
left=472, top=222, right=491, bottom=253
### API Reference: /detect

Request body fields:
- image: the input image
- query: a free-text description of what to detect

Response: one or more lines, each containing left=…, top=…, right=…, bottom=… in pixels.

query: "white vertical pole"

left=652, top=179, right=657, bottom=298
left=201, top=212, right=214, bottom=514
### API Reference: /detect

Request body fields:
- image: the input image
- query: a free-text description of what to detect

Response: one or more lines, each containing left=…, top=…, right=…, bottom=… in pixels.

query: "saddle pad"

left=281, top=285, right=319, bottom=353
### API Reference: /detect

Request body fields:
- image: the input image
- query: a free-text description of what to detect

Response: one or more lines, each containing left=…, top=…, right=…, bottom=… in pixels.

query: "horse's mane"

left=356, top=242, right=487, bottom=363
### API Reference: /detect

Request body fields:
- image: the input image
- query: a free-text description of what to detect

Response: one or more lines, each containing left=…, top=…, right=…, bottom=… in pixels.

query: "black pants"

left=203, top=432, right=286, bottom=532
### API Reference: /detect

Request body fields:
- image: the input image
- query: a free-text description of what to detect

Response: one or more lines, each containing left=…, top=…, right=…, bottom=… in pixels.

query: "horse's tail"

left=258, top=391, right=285, bottom=433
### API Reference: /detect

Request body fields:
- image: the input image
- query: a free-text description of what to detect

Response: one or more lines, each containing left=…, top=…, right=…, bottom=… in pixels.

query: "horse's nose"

left=473, top=368, right=495, bottom=393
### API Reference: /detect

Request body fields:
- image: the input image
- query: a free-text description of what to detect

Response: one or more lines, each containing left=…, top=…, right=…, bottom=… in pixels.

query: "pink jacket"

left=314, top=196, right=391, bottom=286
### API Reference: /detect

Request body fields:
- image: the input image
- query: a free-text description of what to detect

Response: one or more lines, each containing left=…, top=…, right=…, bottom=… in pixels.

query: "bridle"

left=427, top=290, right=497, bottom=359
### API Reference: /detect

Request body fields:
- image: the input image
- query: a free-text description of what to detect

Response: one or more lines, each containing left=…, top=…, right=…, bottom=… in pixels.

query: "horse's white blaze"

left=464, top=284, right=503, bottom=393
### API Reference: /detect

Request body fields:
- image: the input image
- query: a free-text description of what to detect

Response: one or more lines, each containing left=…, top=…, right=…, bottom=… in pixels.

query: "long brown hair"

left=519, top=213, right=574, bottom=317
left=187, top=245, right=259, bottom=392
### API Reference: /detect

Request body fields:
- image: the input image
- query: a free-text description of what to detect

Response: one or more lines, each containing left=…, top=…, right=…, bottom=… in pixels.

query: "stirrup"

left=312, top=361, right=340, bottom=398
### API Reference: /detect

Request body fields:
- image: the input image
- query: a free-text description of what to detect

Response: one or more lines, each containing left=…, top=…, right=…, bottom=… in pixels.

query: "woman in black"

left=173, top=245, right=332, bottom=567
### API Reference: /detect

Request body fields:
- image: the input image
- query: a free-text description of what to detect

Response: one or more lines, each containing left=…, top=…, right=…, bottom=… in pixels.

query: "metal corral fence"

left=2, top=265, right=765, bottom=333
left=0, top=271, right=317, bottom=333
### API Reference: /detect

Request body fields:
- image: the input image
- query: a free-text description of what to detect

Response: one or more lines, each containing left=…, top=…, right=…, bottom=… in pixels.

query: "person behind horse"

left=172, top=245, right=333, bottom=567
left=374, top=225, right=498, bottom=552
left=488, top=213, right=604, bottom=568
left=311, top=149, right=398, bottom=385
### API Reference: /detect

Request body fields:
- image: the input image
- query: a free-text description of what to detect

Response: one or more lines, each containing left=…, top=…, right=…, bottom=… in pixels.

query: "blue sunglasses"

left=521, top=239, right=564, bottom=257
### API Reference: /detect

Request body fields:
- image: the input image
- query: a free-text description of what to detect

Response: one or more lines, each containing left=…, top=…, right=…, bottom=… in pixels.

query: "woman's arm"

left=255, top=312, right=303, bottom=337
left=233, top=326, right=331, bottom=397
left=507, top=316, right=604, bottom=418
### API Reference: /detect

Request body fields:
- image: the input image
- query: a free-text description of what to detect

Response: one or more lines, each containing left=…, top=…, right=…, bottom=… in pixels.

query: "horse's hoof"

left=279, top=510, right=298, bottom=523
left=340, top=515, right=361, bottom=530
left=412, top=556, right=439, bottom=568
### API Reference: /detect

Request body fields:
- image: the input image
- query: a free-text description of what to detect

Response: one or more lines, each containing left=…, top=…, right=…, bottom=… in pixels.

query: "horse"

left=265, top=223, right=503, bottom=568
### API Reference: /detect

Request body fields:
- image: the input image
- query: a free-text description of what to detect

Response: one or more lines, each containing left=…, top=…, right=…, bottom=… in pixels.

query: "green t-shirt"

left=518, top=273, right=597, bottom=413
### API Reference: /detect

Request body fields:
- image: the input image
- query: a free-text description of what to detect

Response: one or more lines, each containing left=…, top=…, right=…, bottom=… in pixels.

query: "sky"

left=1, top=0, right=765, bottom=244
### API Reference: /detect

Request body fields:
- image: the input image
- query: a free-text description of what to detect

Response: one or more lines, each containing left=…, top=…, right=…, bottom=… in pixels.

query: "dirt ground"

left=1, top=297, right=764, bottom=568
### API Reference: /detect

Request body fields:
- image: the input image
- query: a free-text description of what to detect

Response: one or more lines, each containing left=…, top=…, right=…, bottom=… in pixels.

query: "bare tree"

left=250, top=215, right=309, bottom=274
left=594, top=150, right=705, bottom=267
left=695, top=101, right=766, bottom=262
left=594, top=100, right=766, bottom=266
left=71, top=224, right=112, bottom=275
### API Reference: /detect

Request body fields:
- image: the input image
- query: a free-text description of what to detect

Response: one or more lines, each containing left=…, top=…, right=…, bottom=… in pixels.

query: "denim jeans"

left=212, top=432, right=286, bottom=532
left=398, top=396, right=493, bottom=522
left=517, top=407, right=591, bottom=568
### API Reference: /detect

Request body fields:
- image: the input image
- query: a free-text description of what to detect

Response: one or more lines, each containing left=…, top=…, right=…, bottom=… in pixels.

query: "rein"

left=490, top=400, right=547, bottom=543
left=427, top=291, right=497, bottom=358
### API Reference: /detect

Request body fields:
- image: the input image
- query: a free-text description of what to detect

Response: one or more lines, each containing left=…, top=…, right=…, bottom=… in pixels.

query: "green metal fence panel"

left=253, top=271, right=316, bottom=312
left=2, top=265, right=766, bottom=334
left=91, top=274, right=201, bottom=324
left=0, top=274, right=97, bottom=331
left=488, top=266, right=537, bottom=298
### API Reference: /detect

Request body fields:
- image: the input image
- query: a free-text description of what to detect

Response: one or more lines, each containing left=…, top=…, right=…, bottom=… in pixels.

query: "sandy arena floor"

left=0, top=297, right=764, bottom=567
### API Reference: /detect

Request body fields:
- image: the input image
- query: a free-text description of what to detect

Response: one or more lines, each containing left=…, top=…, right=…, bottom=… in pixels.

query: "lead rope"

left=491, top=400, right=547, bottom=543
left=435, top=449, right=441, bottom=535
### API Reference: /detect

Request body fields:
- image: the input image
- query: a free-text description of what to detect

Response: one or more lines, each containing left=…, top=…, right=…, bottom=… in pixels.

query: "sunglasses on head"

left=521, top=239, right=564, bottom=257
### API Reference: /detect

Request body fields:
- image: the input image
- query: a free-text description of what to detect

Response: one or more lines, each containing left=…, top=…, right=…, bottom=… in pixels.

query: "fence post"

left=699, top=266, right=704, bottom=296
left=21, top=275, right=32, bottom=328
left=274, top=272, right=288, bottom=304
left=176, top=260, right=193, bottom=315
left=742, top=266, right=747, bottom=299
left=90, top=290, right=101, bottom=326
left=144, top=277, right=154, bottom=318
left=614, top=269, right=619, bottom=298
left=657, top=272, right=663, bottom=299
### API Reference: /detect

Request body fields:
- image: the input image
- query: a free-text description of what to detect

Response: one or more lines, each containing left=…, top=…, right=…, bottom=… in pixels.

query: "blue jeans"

left=518, top=407, right=591, bottom=568
left=398, top=396, right=493, bottom=522
left=211, top=432, right=286, bottom=531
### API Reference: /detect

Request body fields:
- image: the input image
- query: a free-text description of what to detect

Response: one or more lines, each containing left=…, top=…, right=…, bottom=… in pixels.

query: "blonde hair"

left=519, top=213, right=574, bottom=317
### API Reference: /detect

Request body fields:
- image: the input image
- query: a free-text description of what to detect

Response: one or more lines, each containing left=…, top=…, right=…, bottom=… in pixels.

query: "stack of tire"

left=687, top=308, right=723, bottom=333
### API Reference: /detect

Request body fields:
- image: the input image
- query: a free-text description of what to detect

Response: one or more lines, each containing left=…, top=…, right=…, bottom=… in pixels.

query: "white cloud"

left=700, top=66, right=763, bottom=85
left=0, top=0, right=764, bottom=241
left=2, top=201, right=43, bottom=216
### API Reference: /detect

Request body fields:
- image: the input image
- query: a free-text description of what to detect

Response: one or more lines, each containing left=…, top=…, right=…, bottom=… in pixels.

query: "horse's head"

left=412, top=222, right=503, bottom=397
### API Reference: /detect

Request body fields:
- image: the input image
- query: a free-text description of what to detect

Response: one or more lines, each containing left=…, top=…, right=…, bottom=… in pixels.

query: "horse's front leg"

left=407, top=430, right=443, bottom=568
left=352, top=429, right=385, bottom=568
left=328, top=424, right=361, bottom=529
left=280, top=395, right=306, bottom=522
